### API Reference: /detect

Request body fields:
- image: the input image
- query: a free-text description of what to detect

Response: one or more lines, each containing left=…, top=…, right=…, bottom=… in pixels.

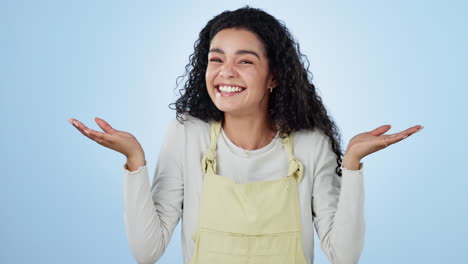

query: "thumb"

left=95, top=117, right=118, bottom=133
left=369, top=124, right=391, bottom=136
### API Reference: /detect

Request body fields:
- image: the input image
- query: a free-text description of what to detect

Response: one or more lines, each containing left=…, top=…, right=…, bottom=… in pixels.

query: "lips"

left=215, top=83, right=246, bottom=89
left=215, top=85, right=246, bottom=97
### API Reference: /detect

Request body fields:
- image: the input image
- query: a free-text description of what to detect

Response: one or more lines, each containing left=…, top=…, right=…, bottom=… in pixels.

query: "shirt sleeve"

left=312, top=133, right=365, bottom=264
left=123, top=118, right=185, bottom=264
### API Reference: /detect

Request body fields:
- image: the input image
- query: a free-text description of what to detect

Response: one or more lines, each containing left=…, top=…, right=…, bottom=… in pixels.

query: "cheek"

left=205, top=70, right=215, bottom=97
left=244, top=71, right=265, bottom=87
left=205, top=67, right=217, bottom=84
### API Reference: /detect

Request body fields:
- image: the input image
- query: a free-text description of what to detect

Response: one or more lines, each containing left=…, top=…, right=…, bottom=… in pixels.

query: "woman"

left=68, top=6, right=423, bottom=264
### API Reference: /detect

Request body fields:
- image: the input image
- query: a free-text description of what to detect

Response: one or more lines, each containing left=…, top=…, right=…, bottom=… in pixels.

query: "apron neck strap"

left=201, top=120, right=304, bottom=184
left=281, top=134, right=304, bottom=184
left=201, top=120, right=222, bottom=175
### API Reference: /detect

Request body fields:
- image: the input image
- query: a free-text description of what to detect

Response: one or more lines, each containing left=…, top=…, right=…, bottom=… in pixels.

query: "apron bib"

left=189, top=120, right=308, bottom=264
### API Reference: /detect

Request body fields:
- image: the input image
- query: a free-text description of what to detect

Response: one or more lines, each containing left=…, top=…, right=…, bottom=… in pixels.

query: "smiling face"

left=205, top=28, right=277, bottom=117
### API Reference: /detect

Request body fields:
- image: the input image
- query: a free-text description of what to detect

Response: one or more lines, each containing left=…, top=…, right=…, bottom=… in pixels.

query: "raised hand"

left=68, top=117, right=145, bottom=161
left=344, top=124, right=424, bottom=166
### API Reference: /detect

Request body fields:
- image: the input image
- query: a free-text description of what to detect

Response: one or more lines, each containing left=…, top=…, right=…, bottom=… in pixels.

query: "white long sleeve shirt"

left=123, top=114, right=365, bottom=264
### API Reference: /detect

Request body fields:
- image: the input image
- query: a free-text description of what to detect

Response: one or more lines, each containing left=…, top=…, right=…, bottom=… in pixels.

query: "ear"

left=268, top=70, right=279, bottom=88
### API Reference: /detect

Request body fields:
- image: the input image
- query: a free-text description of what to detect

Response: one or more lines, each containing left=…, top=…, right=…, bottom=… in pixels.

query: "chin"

left=214, top=104, right=238, bottom=114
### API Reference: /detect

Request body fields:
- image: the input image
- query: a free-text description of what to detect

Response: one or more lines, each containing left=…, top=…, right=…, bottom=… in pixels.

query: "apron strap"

left=201, top=120, right=304, bottom=184
left=281, top=134, right=304, bottom=184
left=201, top=120, right=222, bottom=175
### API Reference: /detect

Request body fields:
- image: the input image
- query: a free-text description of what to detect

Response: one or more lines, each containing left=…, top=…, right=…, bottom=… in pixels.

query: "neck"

left=222, top=112, right=277, bottom=150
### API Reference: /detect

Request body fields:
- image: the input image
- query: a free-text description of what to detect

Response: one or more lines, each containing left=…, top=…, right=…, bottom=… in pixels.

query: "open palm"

left=68, top=117, right=144, bottom=158
left=346, top=124, right=424, bottom=160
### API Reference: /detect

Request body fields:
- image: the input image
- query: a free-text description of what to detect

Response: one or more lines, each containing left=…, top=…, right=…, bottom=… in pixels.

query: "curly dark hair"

left=169, top=5, right=345, bottom=176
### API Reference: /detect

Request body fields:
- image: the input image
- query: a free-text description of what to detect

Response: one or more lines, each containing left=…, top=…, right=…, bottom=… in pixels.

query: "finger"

left=69, top=118, right=109, bottom=144
left=369, top=124, right=392, bottom=136
left=83, top=128, right=110, bottom=145
left=69, top=118, right=94, bottom=140
left=382, top=125, right=424, bottom=147
left=385, top=133, right=404, bottom=145
left=95, top=117, right=118, bottom=134
left=381, top=134, right=402, bottom=148
left=388, top=125, right=424, bottom=139
left=406, top=125, right=424, bottom=135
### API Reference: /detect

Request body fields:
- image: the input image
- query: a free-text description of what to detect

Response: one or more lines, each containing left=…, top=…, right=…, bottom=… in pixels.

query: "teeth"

left=218, top=85, right=244, bottom=93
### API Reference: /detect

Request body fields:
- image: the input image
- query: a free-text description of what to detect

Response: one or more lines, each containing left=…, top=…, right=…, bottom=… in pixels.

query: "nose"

left=219, top=61, right=237, bottom=78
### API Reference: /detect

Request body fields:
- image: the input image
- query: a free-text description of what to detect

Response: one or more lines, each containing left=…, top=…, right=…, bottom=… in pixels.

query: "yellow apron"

left=189, top=120, right=308, bottom=264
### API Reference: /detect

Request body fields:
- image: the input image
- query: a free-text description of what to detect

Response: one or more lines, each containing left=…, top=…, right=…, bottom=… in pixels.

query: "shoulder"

left=293, top=127, right=329, bottom=147
left=166, top=112, right=210, bottom=137
left=292, top=128, right=334, bottom=159
left=160, top=113, right=210, bottom=157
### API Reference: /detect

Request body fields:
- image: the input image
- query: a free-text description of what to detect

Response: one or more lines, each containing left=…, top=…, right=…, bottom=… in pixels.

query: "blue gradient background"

left=2, top=0, right=467, bottom=263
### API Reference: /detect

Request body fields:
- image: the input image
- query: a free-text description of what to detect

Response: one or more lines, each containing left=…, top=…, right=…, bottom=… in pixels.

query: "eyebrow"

left=208, top=48, right=261, bottom=60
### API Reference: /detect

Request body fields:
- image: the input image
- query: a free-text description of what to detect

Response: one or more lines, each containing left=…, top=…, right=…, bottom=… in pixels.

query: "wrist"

left=342, top=155, right=361, bottom=170
left=126, top=150, right=145, bottom=161
left=126, top=155, right=146, bottom=171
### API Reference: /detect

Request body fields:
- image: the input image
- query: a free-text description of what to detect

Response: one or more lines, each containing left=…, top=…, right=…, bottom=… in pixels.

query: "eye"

left=209, top=58, right=222, bottom=62
left=240, top=60, right=253, bottom=64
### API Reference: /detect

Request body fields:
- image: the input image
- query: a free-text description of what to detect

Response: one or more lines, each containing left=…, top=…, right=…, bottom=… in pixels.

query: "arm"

left=123, top=119, right=185, bottom=264
left=312, top=133, right=365, bottom=264
left=313, top=123, right=422, bottom=263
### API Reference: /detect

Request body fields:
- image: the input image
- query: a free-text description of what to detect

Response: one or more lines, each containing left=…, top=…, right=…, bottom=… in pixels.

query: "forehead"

left=209, top=28, right=266, bottom=57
